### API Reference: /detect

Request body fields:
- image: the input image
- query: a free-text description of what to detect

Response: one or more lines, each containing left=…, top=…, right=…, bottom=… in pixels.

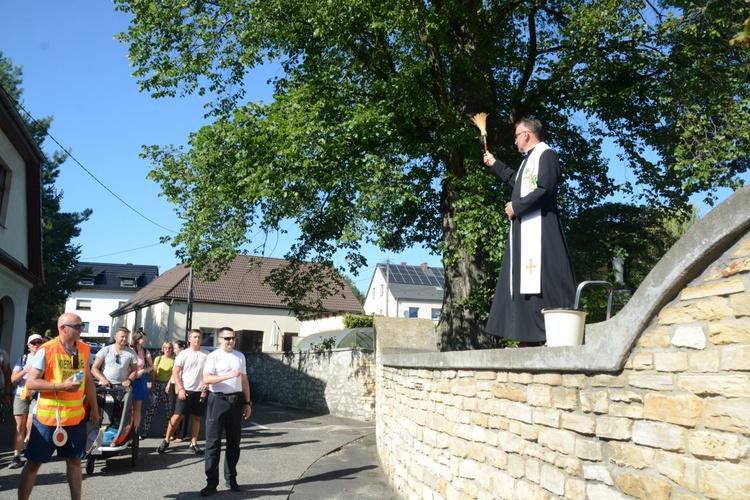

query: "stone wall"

left=246, top=349, right=376, bottom=421
left=376, top=186, right=750, bottom=499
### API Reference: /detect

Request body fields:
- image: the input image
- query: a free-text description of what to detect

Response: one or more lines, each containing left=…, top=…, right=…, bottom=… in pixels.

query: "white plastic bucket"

left=542, top=309, right=588, bottom=346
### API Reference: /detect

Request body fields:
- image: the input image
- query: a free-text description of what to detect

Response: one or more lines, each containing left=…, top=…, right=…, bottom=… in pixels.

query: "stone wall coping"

left=380, top=185, right=750, bottom=373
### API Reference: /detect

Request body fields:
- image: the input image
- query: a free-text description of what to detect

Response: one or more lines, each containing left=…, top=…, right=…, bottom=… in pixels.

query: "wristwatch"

left=245, top=401, right=252, bottom=406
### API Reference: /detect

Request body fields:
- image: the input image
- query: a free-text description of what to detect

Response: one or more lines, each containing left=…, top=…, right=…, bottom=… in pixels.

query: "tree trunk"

left=437, top=179, right=498, bottom=351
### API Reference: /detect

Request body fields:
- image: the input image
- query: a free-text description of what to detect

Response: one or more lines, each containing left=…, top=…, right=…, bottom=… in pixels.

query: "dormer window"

left=120, top=277, right=136, bottom=288
left=79, top=278, right=94, bottom=286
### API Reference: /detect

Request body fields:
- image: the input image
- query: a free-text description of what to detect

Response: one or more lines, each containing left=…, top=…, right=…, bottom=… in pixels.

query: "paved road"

left=0, top=402, right=399, bottom=499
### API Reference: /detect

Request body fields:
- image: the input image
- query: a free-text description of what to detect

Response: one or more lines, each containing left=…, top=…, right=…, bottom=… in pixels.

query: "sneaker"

left=199, top=486, right=217, bottom=497
left=7, top=456, right=23, bottom=469
left=157, top=440, right=170, bottom=454
left=225, top=480, right=241, bottom=492
left=188, top=443, right=204, bottom=455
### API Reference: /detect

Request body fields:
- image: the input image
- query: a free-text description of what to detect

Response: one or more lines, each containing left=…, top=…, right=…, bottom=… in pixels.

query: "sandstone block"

left=527, top=384, right=552, bottom=407
left=699, top=461, right=750, bottom=499
left=643, top=393, right=703, bottom=427
left=551, top=387, right=578, bottom=410
left=678, top=374, right=750, bottom=397
left=704, top=397, right=750, bottom=434
left=688, top=350, right=719, bottom=372
left=538, top=427, right=576, bottom=455
left=688, top=430, right=742, bottom=460
left=615, top=472, right=671, bottom=500
left=540, top=463, right=565, bottom=496
left=608, top=442, right=655, bottom=469
left=639, top=329, right=671, bottom=348
left=731, top=237, right=750, bottom=258
left=532, top=373, right=562, bottom=385
left=591, top=374, right=626, bottom=387
left=508, top=372, right=533, bottom=384
left=628, top=373, right=674, bottom=391
left=608, top=404, right=643, bottom=419
left=633, top=421, right=685, bottom=451
left=709, top=321, right=750, bottom=344
left=532, top=407, right=560, bottom=428
left=681, top=278, right=745, bottom=300
left=672, top=325, right=707, bottom=349
left=575, top=437, right=603, bottom=461
left=596, top=416, right=633, bottom=441
left=632, top=352, right=653, bottom=370
left=654, top=351, right=689, bottom=372
left=561, top=413, right=597, bottom=435
left=723, top=258, right=750, bottom=277
left=525, top=458, right=541, bottom=483
left=583, top=464, right=614, bottom=485
left=506, top=401, right=533, bottom=424
left=562, top=374, right=587, bottom=388
left=586, top=483, right=630, bottom=500
left=654, top=451, right=699, bottom=490
left=491, top=383, right=528, bottom=402
left=581, top=390, right=610, bottom=414
left=610, top=389, right=643, bottom=404
left=565, top=478, right=586, bottom=500
left=659, top=297, right=733, bottom=325
left=720, top=345, right=750, bottom=371
left=730, top=294, right=750, bottom=317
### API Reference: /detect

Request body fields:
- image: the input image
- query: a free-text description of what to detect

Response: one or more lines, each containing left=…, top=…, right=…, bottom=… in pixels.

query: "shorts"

left=13, top=394, right=31, bottom=415
left=25, top=416, right=87, bottom=462
left=173, top=390, right=206, bottom=418
left=131, top=376, right=149, bottom=401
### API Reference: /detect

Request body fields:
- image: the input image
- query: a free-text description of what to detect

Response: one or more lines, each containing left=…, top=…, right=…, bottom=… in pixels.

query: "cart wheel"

left=85, top=456, right=95, bottom=475
left=131, top=430, right=139, bottom=466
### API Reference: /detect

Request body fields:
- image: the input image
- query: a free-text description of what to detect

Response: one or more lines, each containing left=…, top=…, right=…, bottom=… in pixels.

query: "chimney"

left=421, top=262, right=428, bottom=268
left=401, top=262, right=407, bottom=266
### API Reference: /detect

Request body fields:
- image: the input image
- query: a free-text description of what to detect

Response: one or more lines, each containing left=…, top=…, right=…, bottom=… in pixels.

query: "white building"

left=64, top=262, right=160, bottom=342
left=363, top=262, right=444, bottom=322
left=111, top=256, right=364, bottom=352
left=0, top=89, right=44, bottom=361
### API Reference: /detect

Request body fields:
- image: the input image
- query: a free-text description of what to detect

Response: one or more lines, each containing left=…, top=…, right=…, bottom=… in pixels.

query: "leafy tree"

left=0, top=53, right=92, bottom=336
left=114, top=0, right=749, bottom=350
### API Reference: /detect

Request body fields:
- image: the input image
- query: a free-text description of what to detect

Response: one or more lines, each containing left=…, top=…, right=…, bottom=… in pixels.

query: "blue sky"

left=0, top=1, right=442, bottom=293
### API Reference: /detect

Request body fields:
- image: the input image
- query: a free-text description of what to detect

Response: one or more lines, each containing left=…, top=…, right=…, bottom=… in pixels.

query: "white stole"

left=510, top=142, right=549, bottom=296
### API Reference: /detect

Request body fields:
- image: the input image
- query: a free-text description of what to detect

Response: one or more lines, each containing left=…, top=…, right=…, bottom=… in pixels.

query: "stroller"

left=84, top=384, right=139, bottom=475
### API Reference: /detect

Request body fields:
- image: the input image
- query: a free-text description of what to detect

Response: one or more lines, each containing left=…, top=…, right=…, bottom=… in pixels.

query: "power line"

left=81, top=241, right=167, bottom=261
left=0, top=83, right=178, bottom=234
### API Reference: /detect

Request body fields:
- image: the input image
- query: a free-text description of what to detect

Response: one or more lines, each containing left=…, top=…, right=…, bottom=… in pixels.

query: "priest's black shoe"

left=199, top=486, right=217, bottom=497
left=225, top=480, right=241, bottom=492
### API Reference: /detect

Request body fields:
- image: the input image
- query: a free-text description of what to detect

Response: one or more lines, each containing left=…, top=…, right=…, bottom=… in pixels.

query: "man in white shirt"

left=157, top=329, right=208, bottom=455
left=199, top=327, right=251, bottom=496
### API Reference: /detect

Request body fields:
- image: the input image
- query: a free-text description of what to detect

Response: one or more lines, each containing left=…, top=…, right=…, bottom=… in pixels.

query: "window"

left=82, top=322, right=90, bottom=333
left=282, top=332, right=298, bottom=352
left=120, top=277, right=136, bottom=287
left=201, top=328, right=217, bottom=346
left=380, top=284, right=384, bottom=297
left=79, top=278, right=94, bottom=286
left=371, top=287, right=375, bottom=299
left=431, top=308, right=441, bottom=321
left=76, top=299, right=92, bottom=311
left=408, top=307, right=419, bottom=318
left=237, top=330, right=264, bottom=353
left=0, top=164, right=8, bottom=225
left=118, top=301, right=127, bottom=308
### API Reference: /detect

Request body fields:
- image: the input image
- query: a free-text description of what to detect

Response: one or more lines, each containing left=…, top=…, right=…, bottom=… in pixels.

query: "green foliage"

left=0, top=53, right=92, bottom=334
left=309, top=336, right=336, bottom=353
left=343, top=313, right=373, bottom=328
left=113, top=0, right=749, bottom=349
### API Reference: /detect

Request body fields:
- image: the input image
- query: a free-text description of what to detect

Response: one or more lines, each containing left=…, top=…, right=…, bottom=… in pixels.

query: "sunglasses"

left=115, top=354, right=121, bottom=365
left=29, top=340, right=44, bottom=346
left=220, top=337, right=236, bottom=341
left=63, top=323, right=85, bottom=330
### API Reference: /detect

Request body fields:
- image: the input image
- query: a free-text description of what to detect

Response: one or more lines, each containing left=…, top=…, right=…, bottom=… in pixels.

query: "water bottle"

left=199, top=390, right=207, bottom=403
left=74, top=370, right=84, bottom=383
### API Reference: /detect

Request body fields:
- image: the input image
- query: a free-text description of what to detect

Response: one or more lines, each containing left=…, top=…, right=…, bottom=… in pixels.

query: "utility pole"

left=385, top=258, right=390, bottom=317
left=185, top=265, right=194, bottom=342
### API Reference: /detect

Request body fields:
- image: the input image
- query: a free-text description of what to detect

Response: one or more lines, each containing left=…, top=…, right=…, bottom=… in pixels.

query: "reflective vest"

left=35, top=339, right=90, bottom=427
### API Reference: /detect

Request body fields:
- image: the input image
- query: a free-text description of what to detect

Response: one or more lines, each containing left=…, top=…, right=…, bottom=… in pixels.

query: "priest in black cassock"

left=482, top=118, right=577, bottom=345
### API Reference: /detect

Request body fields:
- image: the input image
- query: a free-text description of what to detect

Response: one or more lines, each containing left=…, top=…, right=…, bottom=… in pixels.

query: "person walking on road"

left=157, top=330, right=208, bottom=455
left=141, top=341, right=175, bottom=438
left=17, top=313, right=100, bottom=500
left=199, top=327, right=251, bottom=496
left=91, top=327, right=137, bottom=387
left=7, top=334, right=44, bottom=469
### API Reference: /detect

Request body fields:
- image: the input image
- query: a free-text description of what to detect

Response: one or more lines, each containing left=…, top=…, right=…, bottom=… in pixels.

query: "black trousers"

left=204, top=392, right=244, bottom=487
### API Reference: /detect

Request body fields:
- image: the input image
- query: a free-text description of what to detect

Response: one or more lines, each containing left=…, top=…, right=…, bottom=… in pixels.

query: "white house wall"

left=298, top=315, right=346, bottom=336
left=0, top=126, right=31, bottom=361
left=64, top=290, right=136, bottom=339
left=363, top=267, right=442, bottom=322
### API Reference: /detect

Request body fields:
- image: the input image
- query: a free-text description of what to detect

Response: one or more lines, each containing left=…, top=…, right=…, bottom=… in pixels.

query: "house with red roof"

left=110, top=256, right=364, bottom=352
